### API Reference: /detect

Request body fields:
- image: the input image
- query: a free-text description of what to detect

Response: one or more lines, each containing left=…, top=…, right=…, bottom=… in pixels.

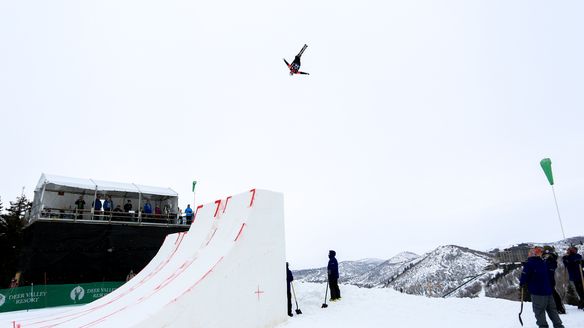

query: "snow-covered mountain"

left=388, top=245, right=494, bottom=297
left=348, top=252, right=420, bottom=287
left=293, top=258, right=385, bottom=283
left=294, top=238, right=584, bottom=301
left=294, top=245, right=495, bottom=298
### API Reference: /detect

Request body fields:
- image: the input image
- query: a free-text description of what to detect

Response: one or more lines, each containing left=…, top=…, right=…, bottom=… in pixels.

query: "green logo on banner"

left=0, top=294, right=5, bottom=307
left=70, top=286, right=85, bottom=302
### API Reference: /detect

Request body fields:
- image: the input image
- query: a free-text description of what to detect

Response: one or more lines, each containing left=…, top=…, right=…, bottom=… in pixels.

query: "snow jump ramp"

left=12, top=189, right=287, bottom=328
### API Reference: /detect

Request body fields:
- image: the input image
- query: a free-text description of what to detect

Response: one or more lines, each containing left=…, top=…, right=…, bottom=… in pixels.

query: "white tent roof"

left=35, top=173, right=178, bottom=197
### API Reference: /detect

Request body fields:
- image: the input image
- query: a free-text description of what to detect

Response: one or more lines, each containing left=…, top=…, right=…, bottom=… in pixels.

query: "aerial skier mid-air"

left=284, top=44, right=309, bottom=76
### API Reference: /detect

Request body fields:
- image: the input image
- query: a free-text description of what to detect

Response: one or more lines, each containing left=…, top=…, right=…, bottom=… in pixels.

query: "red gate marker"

left=234, top=223, right=246, bottom=241
left=193, top=205, right=204, bottom=221
left=213, top=200, right=221, bottom=218
left=223, top=196, right=232, bottom=213
left=249, top=189, right=256, bottom=207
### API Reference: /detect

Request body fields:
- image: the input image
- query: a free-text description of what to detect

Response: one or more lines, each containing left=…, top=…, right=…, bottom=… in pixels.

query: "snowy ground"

left=2, top=283, right=583, bottom=328
left=279, top=283, right=584, bottom=328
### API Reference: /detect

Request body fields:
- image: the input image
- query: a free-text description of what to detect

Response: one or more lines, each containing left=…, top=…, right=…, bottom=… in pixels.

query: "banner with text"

left=0, top=281, right=123, bottom=313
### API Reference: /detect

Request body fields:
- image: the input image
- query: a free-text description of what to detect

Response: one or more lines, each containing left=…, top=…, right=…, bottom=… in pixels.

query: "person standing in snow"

left=543, top=246, right=566, bottom=314
left=562, top=246, right=584, bottom=309
left=520, top=246, right=564, bottom=328
left=327, top=250, right=341, bottom=301
left=286, top=262, right=294, bottom=317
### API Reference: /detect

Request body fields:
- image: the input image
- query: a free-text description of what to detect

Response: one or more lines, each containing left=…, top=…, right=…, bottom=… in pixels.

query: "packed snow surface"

left=2, top=282, right=583, bottom=327
left=278, top=283, right=584, bottom=328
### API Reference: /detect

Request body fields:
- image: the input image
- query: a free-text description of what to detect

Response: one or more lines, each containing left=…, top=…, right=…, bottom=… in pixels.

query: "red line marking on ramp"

left=214, top=199, right=221, bottom=217
left=249, top=189, right=256, bottom=207
left=23, top=232, right=187, bottom=327
left=234, top=223, right=246, bottom=241
left=223, top=196, right=232, bottom=213
left=205, top=228, right=217, bottom=246
left=193, top=204, right=203, bottom=221
left=170, top=256, right=224, bottom=304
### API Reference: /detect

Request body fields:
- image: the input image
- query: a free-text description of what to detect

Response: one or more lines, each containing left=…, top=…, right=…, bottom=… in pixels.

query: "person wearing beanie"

left=562, top=246, right=584, bottom=309
left=327, top=250, right=341, bottom=301
left=286, top=262, right=294, bottom=317
left=543, top=246, right=566, bottom=314
left=519, top=246, right=564, bottom=328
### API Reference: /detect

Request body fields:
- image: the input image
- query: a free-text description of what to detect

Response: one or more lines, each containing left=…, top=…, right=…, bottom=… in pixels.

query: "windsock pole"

left=540, top=158, right=566, bottom=240
left=192, top=181, right=197, bottom=207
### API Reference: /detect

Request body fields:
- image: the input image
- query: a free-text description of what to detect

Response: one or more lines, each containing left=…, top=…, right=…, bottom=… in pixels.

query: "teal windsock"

left=192, top=181, right=197, bottom=192
left=540, top=158, right=554, bottom=185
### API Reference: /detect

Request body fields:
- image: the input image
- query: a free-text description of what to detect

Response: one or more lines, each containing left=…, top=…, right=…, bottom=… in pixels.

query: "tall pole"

left=540, top=158, right=566, bottom=240
left=192, top=181, right=197, bottom=207
left=550, top=185, right=566, bottom=240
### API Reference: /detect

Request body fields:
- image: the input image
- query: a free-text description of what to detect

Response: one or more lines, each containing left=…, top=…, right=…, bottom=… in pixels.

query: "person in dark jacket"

left=543, top=246, right=565, bottom=314
left=327, top=250, right=341, bottom=301
left=520, top=246, right=564, bottom=328
left=562, top=246, right=584, bottom=309
left=75, top=195, right=86, bottom=220
left=124, top=200, right=133, bottom=212
left=286, top=262, right=294, bottom=317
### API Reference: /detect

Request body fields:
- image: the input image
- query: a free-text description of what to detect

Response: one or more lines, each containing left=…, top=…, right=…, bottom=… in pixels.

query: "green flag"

left=540, top=158, right=554, bottom=185
left=192, top=181, right=197, bottom=192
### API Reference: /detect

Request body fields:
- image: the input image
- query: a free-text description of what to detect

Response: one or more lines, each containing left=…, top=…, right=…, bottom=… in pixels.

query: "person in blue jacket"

left=520, top=246, right=564, bottom=328
left=103, top=196, right=113, bottom=214
left=286, top=262, right=294, bottom=317
left=562, top=246, right=584, bottom=309
left=327, top=250, right=341, bottom=301
left=143, top=201, right=153, bottom=214
left=184, top=204, right=194, bottom=224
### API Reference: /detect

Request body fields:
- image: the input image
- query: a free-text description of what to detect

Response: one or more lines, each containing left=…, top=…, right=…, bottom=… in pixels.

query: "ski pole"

left=291, top=282, right=302, bottom=314
left=518, top=287, right=524, bottom=326
left=579, top=263, right=584, bottom=302
left=321, top=281, right=329, bottom=308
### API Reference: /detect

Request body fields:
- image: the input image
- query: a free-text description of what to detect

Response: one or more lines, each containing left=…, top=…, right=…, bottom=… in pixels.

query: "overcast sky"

left=1, top=1, right=583, bottom=268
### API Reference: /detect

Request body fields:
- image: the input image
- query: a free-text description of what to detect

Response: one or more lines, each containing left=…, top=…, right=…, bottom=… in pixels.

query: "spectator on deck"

left=185, top=204, right=194, bottom=225
left=154, top=206, right=162, bottom=216
left=124, top=200, right=133, bottom=212
left=113, top=205, right=123, bottom=212
left=75, top=195, right=85, bottom=220
left=143, top=201, right=153, bottom=215
left=93, top=196, right=102, bottom=211
left=103, top=196, right=113, bottom=214
left=9, top=278, right=19, bottom=288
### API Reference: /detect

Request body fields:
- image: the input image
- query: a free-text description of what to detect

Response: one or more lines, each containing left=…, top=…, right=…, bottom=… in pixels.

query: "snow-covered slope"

left=348, top=252, right=420, bottom=287
left=389, top=245, right=493, bottom=297
left=293, top=258, right=385, bottom=283
left=280, top=283, right=583, bottom=328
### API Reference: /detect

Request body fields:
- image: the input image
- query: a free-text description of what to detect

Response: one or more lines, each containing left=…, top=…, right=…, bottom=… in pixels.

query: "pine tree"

left=0, top=194, right=31, bottom=287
